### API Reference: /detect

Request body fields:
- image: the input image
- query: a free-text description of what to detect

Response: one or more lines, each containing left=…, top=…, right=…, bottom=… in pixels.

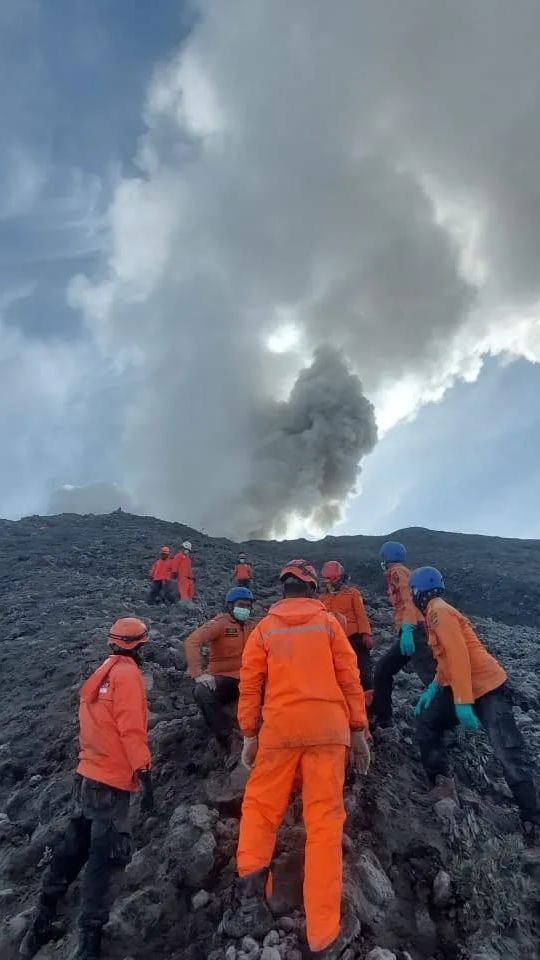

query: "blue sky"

left=2, top=2, right=540, bottom=539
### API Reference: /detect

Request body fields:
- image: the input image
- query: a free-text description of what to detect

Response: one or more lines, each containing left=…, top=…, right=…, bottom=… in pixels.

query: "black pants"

left=193, top=676, right=239, bottom=745
left=372, top=625, right=436, bottom=724
left=147, top=579, right=175, bottom=604
left=41, top=778, right=132, bottom=929
left=349, top=633, right=373, bottom=693
left=416, top=683, right=540, bottom=823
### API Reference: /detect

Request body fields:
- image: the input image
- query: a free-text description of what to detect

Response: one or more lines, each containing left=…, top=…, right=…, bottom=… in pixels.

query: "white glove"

left=195, top=673, right=216, bottom=691
left=241, top=736, right=258, bottom=770
left=350, top=730, right=371, bottom=775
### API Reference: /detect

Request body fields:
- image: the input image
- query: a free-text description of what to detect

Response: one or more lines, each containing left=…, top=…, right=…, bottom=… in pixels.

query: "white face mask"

left=233, top=606, right=251, bottom=623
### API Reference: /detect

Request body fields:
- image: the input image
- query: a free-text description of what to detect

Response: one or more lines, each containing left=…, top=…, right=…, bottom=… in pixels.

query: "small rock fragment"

left=191, top=889, right=211, bottom=911
left=263, top=931, right=280, bottom=947
left=260, top=948, right=281, bottom=960
left=434, top=797, right=459, bottom=821
left=366, top=949, right=396, bottom=960
left=433, top=869, right=452, bottom=906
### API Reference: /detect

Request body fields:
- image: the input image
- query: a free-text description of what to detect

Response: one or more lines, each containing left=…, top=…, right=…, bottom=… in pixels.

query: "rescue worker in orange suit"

left=147, top=546, right=174, bottom=604
left=371, top=541, right=435, bottom=728
left=223, top=560, right=370, bottom=959
left=20, top=619, right=153, bottom=960
left=320, top=560, right=374, bottom=707
left=185, top=587, right=256, bottom=754
left=233, top=552, right=253, bottom=589
left=171, top=541, right=196, bottom=600
left=411, top=567, right=540, bottom=843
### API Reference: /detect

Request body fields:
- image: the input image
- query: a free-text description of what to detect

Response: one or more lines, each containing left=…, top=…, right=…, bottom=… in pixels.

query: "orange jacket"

left=149, top=558, right=173, bottom=581
left=173, top=552, right=194, bottom=579
left=238, top=598, right=367, bottom=748
left=185, top=612, right=256, bottom=679
left=320, top=585, right=371, bottom=638
left=77, top=656, right=151, bottom=792
left=384, top=563, right=423, bottom=629
left=426, top=597, right=507, bottom=705
left=234, top=562, right=253, bottom=582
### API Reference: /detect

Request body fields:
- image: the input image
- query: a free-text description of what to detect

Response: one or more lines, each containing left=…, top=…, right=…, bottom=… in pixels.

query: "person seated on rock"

left=20, top=618, right=154, bottom=960
left=185, top=587, right=256, bottom=754
left=371, top=541, right=436, bottom=728
left=411, top=566, right=540, bottom=843
left=233, top=552, right=253, bottom=588
left=320, top=560, right=374, bottom=707
left=222, top=560, right=370, bottom=959
left=147, top=545, right=175, bottom=604
left=171, top=541, right=196, bottom=601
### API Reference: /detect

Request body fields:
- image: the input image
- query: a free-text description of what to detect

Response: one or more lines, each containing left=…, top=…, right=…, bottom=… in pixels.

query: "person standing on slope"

left=371, top=541, right=435, bottom=727
left=223, top=560, right=370, bottom=960
left=320, top=560, right=374, bottom=706
left=185, top=587, right=256, bottom=754
left=147, top=545, right=174, bottom=604
left=411, top=566, right=540, bottom=843
left=20, top=618, right=154, bottom=960
left=233, top=553, right=253, bottom=589
left=172, top=541, right=196, bottom=601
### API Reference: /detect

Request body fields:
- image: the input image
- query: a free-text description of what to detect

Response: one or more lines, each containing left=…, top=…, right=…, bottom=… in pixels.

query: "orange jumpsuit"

left=234, top=562, right=253, bottom=584
left=185, top=613, right=256, bottom=679
left=237, top=598, right=367, bottom=952
left=384, top=563, right=424, bottom=629
left=149, top=558, right=173, bottom=581
left=173, top=552, right=196, bottom=600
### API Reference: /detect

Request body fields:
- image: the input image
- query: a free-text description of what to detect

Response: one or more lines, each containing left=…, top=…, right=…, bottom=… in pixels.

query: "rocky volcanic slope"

left=0, top=513, right=539, bottom=960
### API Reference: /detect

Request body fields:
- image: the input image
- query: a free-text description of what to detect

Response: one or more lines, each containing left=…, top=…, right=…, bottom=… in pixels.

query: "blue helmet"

left=226, top=586, right=254, bottom=604
left=379, top=541, right=406, bottom=564
left=409, top=567, right=445, bottom=595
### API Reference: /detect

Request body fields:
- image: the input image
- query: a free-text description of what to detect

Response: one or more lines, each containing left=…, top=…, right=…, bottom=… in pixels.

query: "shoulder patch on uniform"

left=225, top=628, right=238, bottom=636
left=429, top=612, right=439, bottom=627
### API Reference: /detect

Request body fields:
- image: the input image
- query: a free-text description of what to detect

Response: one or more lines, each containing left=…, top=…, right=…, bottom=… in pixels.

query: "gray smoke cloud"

left=69, top=1, right=540, bottom=537
left=47, top=483, right=134, bottom=516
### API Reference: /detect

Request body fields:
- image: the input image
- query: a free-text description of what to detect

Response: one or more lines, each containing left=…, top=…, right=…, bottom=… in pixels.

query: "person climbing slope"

left=185, top=587, right=256, bottom=754
left=371, top=541, right=435, bottom=727
left=147, top=546, right=174, bottom=604
left=171, top=541, right=196, bottom=600
left=20, top=618, right=153, bottom=960
left=320, top=560, right=374, bottom=705
left=223, top=560, right=370, bottom=959
left=233, top=553, right=253, bottom=588
left=411, top=566, right=540, bottom=842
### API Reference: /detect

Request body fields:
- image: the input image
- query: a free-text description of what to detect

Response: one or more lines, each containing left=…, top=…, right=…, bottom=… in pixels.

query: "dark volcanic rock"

left=0, top=512, right=539, bottom=960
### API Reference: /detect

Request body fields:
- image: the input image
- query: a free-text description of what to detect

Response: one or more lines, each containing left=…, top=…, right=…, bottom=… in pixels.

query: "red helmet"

left=279, top=559, right=318, bottom=588
left=108, top=617, right=149, bottom=650
left=321, top=561, right=345, bottom=584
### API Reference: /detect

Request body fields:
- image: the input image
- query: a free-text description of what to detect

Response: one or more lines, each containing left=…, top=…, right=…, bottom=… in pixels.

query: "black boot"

left=76, top=925, right=102, bottom=959
left=222, top=868, right=274, bottom=939
left=19, top=898, right=58, bottom=959
left=307, top=909, right=360, bottom=960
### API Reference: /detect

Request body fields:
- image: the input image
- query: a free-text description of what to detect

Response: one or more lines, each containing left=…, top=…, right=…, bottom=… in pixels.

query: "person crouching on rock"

left=320, top=560, right=374, bottom=707
left=371, top=541, right=436, bottom=728
left=20, top=618, right=154, bottom=960
left=147, top=545, right=175, bottom=604
left=411, top=566, right=540, bottom=844
left=223, top=560, right=371, bottom=959
left=185, top=587, right=256, bottom=755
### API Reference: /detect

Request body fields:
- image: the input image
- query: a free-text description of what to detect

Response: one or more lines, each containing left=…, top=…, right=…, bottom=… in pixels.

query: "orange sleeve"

left=352, top=589, right=371, bottom=635
left=238, top=625, right=268, bottom=737
left=184, top=619, right=221, bottom=678
left=233, top=565, right=239, bottom=578
left=149, top=561, right=156, bottom=578
left=432, top=607, right=474, bottom=705
left=395, top=567, right=418, bottom=624
left=328, top=616, right=367, bottom=730
left=113, top=672, right=151, bottom=774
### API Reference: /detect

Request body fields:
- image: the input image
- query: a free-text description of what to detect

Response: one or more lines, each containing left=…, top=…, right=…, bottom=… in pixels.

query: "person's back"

left=241, top=597, right=358, bottom=749
left=385, top=562, right=423, bottom=628
left=320, top=584, right=370, bottom=636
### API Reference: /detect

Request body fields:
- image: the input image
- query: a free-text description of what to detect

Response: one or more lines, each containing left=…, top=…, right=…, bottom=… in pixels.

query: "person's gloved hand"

left=241, top=736, right=258, bottom=770
left=455, top=704, right=481, bottom=731
left=195, top=673, right=216, bottom=691
left=400, top=624, right=415, bottom=656
left=415, top=681, right=441, bottom=716
left=350, top=730, right=371, bottom=775
left=359, top=633, right=374, bottom=650
left=137, top=770, right=154, bottom=814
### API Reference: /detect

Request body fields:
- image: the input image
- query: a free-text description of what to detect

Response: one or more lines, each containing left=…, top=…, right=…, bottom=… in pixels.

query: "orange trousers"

left=178, top=573, right=195, bottom=601
left=237, top=744, right=346, bottom=952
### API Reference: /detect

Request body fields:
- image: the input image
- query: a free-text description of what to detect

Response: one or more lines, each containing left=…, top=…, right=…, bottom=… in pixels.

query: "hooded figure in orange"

left=320, top=560, right=374, bottom=705
left=223, top=560, right=370, bottom=959
left=171, top=541, right=196, bottom=600
left=20, top=619, right=153, bottom=960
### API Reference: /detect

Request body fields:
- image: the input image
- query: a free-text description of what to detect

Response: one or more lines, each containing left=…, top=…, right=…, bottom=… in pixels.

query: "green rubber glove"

left=415, top=681, right=441, bottom=716
left=400, top=623, right=415, bottom=656
left=455, top=704, right=481, bottom=731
